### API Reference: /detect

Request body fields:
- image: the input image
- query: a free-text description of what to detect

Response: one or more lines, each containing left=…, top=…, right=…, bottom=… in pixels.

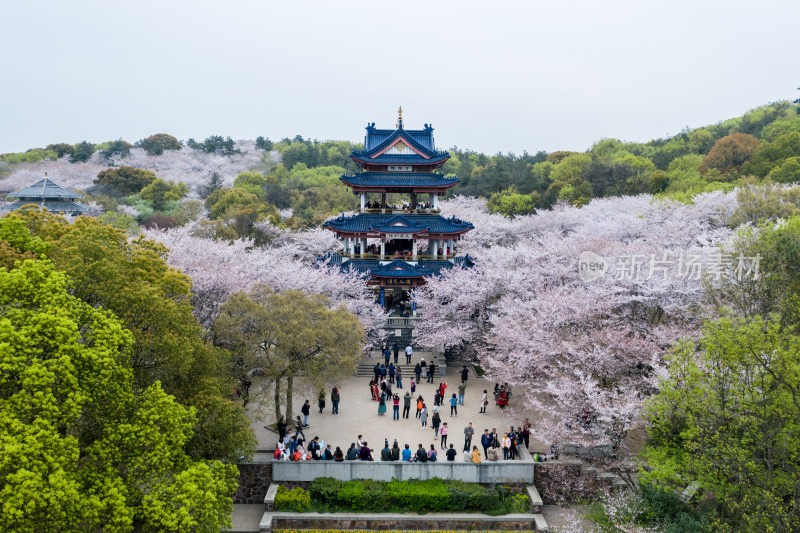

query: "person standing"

left=440, top=422, right=449, bottom=448
left=410, top=377, right=416, bottom=394
left=405, top=344, right=413, bottom=364
left=318, top=390, right=326, bottom=413
left=331, top=387, right=340, bottom=414
left=432, top=411, right=441, bottom=437
left=416, top=396, right=424, bottom=418
left=427, top=362, right=436, bottom=383
left=464, top=422, right=474, bottom=451
left=461, top=365, right=469, bottom=384
left=396, top=368, right=403, bottom=389
left=502, top=433, right=511, bottom=460
left=388, top=363, right=395, bottom=384
left=374, top=363, right=381, bottom=382
left=392, top=393, right=400, bottom=420
left=481, top=429, right=492, bottom=458
left=277, top=416, right=287, bottom=443
left=294, top=416, right=305, bottom=441
left=414, top=363, right=422, bottom=383
left=449, top=394, right=458, bottom=416
left=420, top=403, right=428, bottom=428
left=384, top=346, right=391, bottom=365
left=522, top=418, right=531, bottom=449
left=301, top=400, right=311, bottom=427
left=458, top=382, right=466, bottom=406
left=480, top=390, right=488, bottom=414
left=403, top=391, right=412, bottom=418
left=393, top=343, right=399, bottom=364
left=378, top=392, right=387, bottom=416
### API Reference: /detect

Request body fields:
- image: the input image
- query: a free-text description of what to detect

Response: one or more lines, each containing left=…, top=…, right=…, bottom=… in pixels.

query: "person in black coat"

left=415, top=444, right=428, bottom=463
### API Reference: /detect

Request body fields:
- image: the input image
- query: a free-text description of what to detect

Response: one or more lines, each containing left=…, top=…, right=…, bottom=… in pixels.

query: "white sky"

left=1, top=0, right=798, bottom=155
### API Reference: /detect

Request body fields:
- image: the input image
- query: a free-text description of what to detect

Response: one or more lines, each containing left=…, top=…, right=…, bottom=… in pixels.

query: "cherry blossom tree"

left=143, top=224, right=384, bottom=345
left=419, top=193, right=739, bottom=455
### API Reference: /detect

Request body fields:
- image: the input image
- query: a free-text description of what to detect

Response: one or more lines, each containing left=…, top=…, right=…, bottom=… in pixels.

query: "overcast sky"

left=2, top=0, right=798, bottom=155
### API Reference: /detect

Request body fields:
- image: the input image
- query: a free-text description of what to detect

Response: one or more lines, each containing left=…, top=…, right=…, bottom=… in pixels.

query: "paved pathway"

left=246, top=362, right=543, bottom=461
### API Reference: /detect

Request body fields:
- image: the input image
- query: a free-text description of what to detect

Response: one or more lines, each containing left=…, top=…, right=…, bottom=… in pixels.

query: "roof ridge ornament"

left=396, top=106, right=403, bottom=129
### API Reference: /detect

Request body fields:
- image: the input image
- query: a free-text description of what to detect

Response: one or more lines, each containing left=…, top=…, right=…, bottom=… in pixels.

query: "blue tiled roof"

left=365, top=123, right=436, bottom=151
left=323, top=213, right=474, bottom=235
left=360, top=126, right=449, bottom=160
left=8, top=178, right=83, bottom=199
left=341, top=172, right=458, bottom=188
left=351, top=152, right=450, bottom=166
left=372, top=259, right=432, bottom=278
left=320, top=256, right=472, bottom=278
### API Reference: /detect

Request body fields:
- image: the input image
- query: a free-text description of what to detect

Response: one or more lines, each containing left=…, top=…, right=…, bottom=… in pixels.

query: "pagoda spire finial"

left=397, top=106, right=403, bottom=129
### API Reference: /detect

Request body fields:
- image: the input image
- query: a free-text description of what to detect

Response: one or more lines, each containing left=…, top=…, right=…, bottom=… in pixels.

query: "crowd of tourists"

left=270, top=344, right=539, bottom=463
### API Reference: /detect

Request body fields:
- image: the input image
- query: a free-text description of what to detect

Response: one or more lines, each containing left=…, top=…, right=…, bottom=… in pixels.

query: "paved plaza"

left=247, top=357, right=548, bottom=461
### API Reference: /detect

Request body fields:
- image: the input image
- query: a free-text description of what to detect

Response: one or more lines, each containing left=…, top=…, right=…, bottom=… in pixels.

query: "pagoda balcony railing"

left=336, top=252, right=454, bottom=261
left=386, top=316, right=422, bottom=327
left=362, top=208, right=441, bottom=215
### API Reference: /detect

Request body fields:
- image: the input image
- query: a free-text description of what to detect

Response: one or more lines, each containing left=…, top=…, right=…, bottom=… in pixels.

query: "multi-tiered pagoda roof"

left=321, top=109, right=473, bottom=297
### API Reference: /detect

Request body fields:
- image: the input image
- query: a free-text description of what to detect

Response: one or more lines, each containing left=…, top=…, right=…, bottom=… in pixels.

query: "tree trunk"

left=285, top=374, right=294, bottom=421
left=273, top=377, right=282, bottom=423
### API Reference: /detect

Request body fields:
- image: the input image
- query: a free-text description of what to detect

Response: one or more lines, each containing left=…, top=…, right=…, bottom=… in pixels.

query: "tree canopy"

left=1, top=209, right=255, bottom=463
left=0, top=259, right=238, bottom=532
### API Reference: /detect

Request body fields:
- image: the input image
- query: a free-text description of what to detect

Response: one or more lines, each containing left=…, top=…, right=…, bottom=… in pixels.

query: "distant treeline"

left=3, top=100, right=800, bottom=223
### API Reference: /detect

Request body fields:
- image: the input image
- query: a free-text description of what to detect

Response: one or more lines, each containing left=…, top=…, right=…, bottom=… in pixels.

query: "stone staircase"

left=355, top=350, right=446, bottom=378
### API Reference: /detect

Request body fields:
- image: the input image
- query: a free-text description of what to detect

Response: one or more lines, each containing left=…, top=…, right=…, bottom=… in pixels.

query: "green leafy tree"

left=0, top=260, right=238, bottom=533
left=45, top=143, right=75, bottom=159
left=233, top=170, right=273, bottom=200
left=101, top=139, right=132, bottom=160
left=139, top=179, right=190, bottom=211
left=188, top=136, right=240, bottom=155
left=199, top=172, right=224, bottom=199
left=487, top=186, right=537, bottom=218
left=137, top=133, right=182, bottom=156
left=699, top=133, right=760, bottom=174
left=95, top=166, right=158, bottom=196
left=644, top=315, right=800, bottom=532
left=748, top=131, right=800, bottom=177
left=70, top=140, right=95, bottom=163
left=215, top=288, right=364, bottom=421
left=255, top=136, right=274, bottom=151
left=3, top=212, right=255, bottom=462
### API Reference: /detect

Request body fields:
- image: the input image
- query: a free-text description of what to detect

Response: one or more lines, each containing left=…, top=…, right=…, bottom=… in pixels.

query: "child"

left=410, top=378, right=416, bottom=394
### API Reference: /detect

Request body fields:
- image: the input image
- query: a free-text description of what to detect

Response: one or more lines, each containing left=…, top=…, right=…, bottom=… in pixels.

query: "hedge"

left=305, top=477, right=529, bottom=514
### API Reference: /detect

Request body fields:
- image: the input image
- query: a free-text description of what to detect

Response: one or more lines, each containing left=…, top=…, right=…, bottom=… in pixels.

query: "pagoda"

left=323, top=108, right=474, bottom=315
left=1, top=174, right=88, bottom=216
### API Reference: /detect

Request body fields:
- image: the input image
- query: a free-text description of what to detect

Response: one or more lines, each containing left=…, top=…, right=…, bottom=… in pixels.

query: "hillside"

left=1, top=100, right=799, bottom=235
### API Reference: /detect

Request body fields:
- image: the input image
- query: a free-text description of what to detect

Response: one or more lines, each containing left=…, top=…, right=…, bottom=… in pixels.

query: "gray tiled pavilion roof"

left=7, top=178, right=83, bottom=199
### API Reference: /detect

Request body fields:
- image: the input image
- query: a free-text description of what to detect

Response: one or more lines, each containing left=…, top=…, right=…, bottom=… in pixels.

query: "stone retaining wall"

left=271, top=459, right=534, bottom=484
left=234, top=462, right=273, bottom=504
left=261, top=512, right=544, bottom=533
left=533, top=460, right=612, bottom=504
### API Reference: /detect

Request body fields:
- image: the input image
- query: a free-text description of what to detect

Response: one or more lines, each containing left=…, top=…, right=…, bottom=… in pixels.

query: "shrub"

left=387, top=478, right=450, bottom=512
left=336, top=481, right=366, bottom=509
left=310, top=477, right=345, bottom=504
left=274, top=486, right=311, bottom=512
